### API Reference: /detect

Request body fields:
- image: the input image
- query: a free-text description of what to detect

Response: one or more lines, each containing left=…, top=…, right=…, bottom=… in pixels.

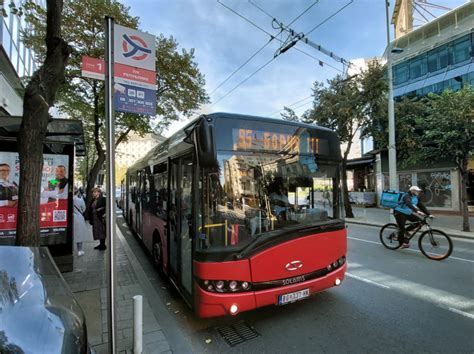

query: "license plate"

left=278, top=289, right=310, bottom=305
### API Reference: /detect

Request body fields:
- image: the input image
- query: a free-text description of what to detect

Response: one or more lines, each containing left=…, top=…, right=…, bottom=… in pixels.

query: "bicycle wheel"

left=380, top=223, right=401, bottom=250
left=418, top=229, right=453, bottom=260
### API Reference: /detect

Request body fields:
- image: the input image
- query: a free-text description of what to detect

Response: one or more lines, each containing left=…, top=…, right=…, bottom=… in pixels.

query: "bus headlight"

left=215, top=280, right=225, bottom=291
left=327, top=256, right=346, bottom=273
left=198, top=280, right=252, bottom=293
left=229, top=280, right=238, bottom=291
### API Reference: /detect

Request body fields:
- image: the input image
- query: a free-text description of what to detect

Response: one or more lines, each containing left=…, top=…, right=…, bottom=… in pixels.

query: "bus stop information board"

left=81, top=24, right=157, bottom=116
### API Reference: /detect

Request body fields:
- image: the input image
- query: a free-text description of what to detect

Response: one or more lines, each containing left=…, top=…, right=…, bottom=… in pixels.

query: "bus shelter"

left=0, top=116, right=85, bottom=271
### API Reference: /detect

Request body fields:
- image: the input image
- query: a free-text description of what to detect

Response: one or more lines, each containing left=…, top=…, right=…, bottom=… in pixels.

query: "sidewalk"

left=348, top=206, right=474, bottom=239
left=62, top=224, right=172, bottom=354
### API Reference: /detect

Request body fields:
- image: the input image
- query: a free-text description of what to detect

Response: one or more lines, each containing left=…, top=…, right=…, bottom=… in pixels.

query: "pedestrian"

left=89, top=187, right=106, bottom=250
left=73, top=187, right=88, bottom=256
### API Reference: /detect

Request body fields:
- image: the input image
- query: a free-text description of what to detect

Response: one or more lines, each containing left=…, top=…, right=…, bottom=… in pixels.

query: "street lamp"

left=385, top=0, right=398, bottom=190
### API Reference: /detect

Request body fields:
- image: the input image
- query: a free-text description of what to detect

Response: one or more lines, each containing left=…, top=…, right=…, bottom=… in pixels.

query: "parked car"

left=0, top=246, right=91, bottom=353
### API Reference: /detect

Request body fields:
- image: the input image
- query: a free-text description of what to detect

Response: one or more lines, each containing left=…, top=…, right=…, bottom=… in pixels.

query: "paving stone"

left=143, top=330, right=166, bottom=344
left=146, top=339, right=170, bottom=354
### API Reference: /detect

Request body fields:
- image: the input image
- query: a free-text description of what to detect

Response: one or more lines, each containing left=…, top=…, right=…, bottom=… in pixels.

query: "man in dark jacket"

left=394, top=185, right=431, bottom=248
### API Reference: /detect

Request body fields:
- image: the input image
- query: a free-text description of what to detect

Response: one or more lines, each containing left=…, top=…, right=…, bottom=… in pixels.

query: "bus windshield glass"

left=198, top=151, right=341, bottom=252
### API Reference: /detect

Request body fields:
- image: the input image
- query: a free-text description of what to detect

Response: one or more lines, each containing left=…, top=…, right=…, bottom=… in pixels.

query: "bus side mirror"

left=195, top=118, right=218, bottom=168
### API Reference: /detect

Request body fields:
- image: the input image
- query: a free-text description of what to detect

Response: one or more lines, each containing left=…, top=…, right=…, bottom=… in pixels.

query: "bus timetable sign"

left=81, top=24, right=157, bottom=116
left=113, top=25, right=156, bottom=116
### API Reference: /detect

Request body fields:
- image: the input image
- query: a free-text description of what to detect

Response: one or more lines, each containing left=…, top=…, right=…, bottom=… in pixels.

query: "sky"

left=122, top=0, right=466, bottom=137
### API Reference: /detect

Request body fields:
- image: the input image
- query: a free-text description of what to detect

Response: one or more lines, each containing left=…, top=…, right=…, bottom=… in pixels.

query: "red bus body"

left=125, top=113, right=347, bottom=318
left=194, top=228, right=346, bottom=317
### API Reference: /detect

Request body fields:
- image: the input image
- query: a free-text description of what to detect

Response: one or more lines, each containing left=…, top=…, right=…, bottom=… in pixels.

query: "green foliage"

left=21, top=0, right=209, bottom=151
left=280, top=106, right=299, bottom=122
left=418, top=86, right=474, bottom=169
left=304, top=75, right=363, bottom=147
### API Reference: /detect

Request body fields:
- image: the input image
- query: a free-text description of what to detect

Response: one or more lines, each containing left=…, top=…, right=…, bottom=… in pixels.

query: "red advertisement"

left=0, top=152, right=69, bottom=243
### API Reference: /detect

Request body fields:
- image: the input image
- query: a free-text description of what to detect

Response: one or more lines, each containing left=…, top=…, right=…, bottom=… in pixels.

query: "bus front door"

left=168, top=155, right=193, bottom=302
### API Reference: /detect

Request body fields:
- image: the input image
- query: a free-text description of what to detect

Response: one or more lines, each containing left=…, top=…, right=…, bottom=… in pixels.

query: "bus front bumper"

left=194, top=263, right=346, bottom=318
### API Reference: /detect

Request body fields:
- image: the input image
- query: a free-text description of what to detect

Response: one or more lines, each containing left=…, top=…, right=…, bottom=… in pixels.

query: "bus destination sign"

left=232, top=128, right=321, bottom=154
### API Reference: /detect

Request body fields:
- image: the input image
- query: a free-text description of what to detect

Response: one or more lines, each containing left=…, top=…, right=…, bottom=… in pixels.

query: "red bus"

left=125, top=113, right=346, bottom=318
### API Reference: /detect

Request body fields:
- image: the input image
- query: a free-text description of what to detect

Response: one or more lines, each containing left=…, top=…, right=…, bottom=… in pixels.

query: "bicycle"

left=379, top=215, right=453, bottom=260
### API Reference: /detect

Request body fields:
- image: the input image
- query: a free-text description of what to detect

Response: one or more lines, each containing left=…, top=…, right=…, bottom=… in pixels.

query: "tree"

left=15, top=0, right=72, bottom=246
left=280, top=106, right=300, bottom=122
left=22, top=0, right=209, bottom=204
left=304, top=76, right=363, bottom=218
left=418, top=87, right=474, bottom=232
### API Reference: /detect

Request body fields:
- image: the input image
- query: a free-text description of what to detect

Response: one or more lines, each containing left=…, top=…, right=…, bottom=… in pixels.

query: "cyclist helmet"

left=409, top=185, right=422, bottom=192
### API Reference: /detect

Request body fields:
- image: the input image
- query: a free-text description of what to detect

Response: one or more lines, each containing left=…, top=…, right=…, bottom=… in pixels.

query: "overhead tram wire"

left=287, top=0, right=319, bottom=27
left=305, top=0, right=354, bottom=36
left=248, top=0, right=319, bottom=28
left=211, top=56, right=276, bottom=106
left=268, top=95, right=313, bottom=117
left=209, top=37, right=277, bottom=96
left=214, top=0, right=345, bottom=105
left=247, top=0, right=351, bottom=71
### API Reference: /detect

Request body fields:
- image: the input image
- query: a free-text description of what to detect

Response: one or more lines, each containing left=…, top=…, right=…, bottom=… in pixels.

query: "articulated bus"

left=125, top=113, right=347, bottom=317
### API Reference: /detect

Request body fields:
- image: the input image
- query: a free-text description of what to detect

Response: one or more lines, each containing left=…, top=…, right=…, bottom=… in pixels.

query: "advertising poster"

left=0, top=152, right=69, bottom=243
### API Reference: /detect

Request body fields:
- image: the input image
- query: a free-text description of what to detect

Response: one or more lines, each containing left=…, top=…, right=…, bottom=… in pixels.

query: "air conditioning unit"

left=1, top=97, right=8, bottom=107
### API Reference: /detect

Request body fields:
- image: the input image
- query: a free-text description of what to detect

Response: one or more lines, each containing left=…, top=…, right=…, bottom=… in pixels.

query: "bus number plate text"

left=278, top=289, right=310, bottom=305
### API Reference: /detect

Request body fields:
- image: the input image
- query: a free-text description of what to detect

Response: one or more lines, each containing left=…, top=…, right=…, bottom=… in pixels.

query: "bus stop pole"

left=105, top=16, right=117, bottom=353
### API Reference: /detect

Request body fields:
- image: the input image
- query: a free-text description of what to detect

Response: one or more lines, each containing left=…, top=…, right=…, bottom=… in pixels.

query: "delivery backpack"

left=380, top=190, right=406, bottom=209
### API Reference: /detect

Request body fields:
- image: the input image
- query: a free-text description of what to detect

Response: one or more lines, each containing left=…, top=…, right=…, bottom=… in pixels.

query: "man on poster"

left=0, top=163, right=18, bottom=207
left=47, top=165, right=69, bottom=200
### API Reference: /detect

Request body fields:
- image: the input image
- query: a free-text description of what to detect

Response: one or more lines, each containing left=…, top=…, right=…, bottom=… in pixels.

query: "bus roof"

left=128, top=112, right=338, bottom=173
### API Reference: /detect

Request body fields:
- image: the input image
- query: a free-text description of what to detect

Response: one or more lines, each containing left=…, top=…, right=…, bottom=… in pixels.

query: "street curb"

left=345, top=220, right=474, bottom=240
left=116, top=226, right=195, bottom=354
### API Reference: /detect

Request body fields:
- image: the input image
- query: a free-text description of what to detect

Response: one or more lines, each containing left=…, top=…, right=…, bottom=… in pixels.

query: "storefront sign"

left=0, top=152, right=69, bottom=241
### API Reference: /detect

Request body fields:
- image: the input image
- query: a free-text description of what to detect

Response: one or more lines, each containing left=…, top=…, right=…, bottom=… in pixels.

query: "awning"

left=346, top=157, right=375, bottom=168
left=0, top=116, right=85, bottom=156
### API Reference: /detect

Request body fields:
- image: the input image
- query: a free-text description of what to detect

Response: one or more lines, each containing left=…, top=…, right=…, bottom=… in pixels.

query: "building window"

left=427, top=45, right=449, bottom=73
left=450, top=35, right=471, bottom=65
left=416, top=171, right=452, bottom=208
left=409, top=55, right=427, bottom=80
left=393, top=62, right=409, bottom=85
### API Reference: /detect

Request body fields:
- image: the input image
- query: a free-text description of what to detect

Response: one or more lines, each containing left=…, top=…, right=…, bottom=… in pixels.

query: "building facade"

left=386, top=1, right=473, bottom=211
left=0, top=1, right=42, bottom=116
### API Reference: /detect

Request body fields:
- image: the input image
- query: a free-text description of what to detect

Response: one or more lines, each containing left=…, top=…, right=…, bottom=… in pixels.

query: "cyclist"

left=394, top=185, right=431, bottom=248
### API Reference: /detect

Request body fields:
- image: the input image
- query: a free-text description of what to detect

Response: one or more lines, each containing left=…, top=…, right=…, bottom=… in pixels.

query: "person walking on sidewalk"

left=89, top=187, right=106, bottom=250
left=394, top=185, right=431, bottom=249
left=73, top=187, right=88, bottom=256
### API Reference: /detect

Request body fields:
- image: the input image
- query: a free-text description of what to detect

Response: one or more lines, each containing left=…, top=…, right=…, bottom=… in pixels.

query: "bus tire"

left=152, top=234, right=164, bottom=275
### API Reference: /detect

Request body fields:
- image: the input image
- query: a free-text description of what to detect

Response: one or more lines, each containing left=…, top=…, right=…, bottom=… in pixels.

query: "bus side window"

left=153, top=164, right=168, bottom=217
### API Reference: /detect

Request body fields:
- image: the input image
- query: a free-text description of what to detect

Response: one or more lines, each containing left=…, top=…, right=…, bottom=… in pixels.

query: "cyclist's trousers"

left=394, top=212, right=422, bottom=244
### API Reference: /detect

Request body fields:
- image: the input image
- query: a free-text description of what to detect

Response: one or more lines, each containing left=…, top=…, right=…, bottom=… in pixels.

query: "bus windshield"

left=198, top=151, right=341, bottom=252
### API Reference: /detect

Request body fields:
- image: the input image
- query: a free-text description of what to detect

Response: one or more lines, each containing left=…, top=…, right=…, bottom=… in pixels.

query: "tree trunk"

left=86, top=152, right=106, bottom=204
left=459, top=157, right=470, bottom=232
left=16, top=0, right=71, bottom=246
left=342, top=158, right=354, bottom=218
left=85, top=81, right=105, bottom=206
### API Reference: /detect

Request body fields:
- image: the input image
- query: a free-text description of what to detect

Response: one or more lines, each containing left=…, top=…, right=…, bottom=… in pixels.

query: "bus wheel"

left=152, top=237, right=164, bottom=275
